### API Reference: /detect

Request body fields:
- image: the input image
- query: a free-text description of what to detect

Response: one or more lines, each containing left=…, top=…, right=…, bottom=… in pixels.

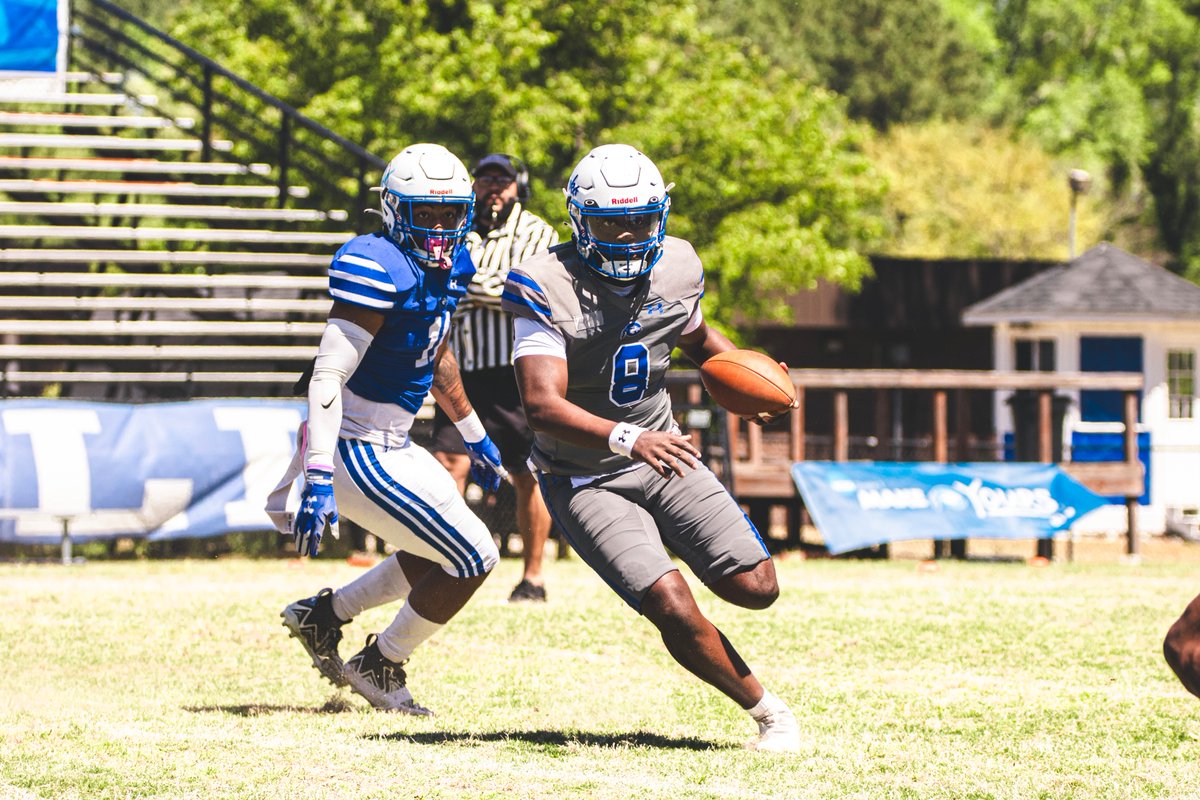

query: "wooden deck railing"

left=668, top=369, right=1145, bottom=557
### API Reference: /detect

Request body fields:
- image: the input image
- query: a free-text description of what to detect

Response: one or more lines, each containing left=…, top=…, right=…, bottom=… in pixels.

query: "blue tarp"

left=791, top=461, right=1109, bottom=555
left=0, top=400, right=304, bottom=543
left=0, top=0, right=63, bottom=72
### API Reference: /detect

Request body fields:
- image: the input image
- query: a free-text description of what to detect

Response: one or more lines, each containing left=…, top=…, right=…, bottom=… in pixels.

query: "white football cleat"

left=748, top=704, right=802, bottom=753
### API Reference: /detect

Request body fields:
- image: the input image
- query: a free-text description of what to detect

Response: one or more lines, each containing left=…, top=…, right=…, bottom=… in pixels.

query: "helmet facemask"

left=376, top=143, right=475, bottom=269
left=568, top=200, right=671, bottom=281
left=381, top=191, right=473, bottom=269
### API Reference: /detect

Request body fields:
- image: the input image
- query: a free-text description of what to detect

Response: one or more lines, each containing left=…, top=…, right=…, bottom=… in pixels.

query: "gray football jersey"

left=502, top=236, right=704, bottom=475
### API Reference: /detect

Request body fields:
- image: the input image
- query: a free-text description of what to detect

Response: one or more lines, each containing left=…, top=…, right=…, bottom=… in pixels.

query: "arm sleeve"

left=512, top=315, right=566, bottom=360
left=305, top=317, right=374, bottom=470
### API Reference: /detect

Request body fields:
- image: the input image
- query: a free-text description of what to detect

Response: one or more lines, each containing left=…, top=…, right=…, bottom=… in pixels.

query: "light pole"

left=1068, top=168, right=1092, bottom=259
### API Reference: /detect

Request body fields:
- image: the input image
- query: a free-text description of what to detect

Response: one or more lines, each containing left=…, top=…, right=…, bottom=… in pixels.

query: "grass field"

left=2, top=545, right=1199, bottom=800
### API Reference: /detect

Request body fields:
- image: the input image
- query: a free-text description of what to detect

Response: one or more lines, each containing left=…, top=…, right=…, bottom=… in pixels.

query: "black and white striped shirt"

left=451, top=203, right=560, bottom=372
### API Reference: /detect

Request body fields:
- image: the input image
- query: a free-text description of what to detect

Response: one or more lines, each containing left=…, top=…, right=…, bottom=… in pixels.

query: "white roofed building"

left=963, top=243, right=1200, bottom=537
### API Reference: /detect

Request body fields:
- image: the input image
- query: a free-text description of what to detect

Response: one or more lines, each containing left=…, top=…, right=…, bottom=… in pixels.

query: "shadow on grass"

left=186, top=703, right=723, bottom=750
left=370, top=729, right=722, bottom=751
left=187, top=696, right=358, bottom=716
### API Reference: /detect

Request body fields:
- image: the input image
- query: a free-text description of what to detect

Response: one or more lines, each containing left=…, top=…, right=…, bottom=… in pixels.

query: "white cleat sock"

left=333, top=553, right=412, bottom=621
left=376, top=602, right=442, bottom=664
left=747, top=689, right=801, bottom=753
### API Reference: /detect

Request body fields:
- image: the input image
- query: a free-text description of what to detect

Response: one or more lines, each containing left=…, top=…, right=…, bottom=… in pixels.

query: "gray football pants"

left=537, top=463, right=769, bottom=611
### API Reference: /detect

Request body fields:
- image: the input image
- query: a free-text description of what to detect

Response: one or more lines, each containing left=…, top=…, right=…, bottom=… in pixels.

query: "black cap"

left=472, top=153, right=519, bottom=178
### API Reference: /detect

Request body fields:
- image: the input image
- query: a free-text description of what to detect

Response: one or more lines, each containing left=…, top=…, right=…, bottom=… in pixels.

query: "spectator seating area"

left=0, top=71, right=354, bottom=401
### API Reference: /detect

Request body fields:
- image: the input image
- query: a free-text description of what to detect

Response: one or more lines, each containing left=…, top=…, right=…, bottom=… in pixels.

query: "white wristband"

left=453, top=410, right=487, bottom=443
left=608, top=422, right=646, bottom=458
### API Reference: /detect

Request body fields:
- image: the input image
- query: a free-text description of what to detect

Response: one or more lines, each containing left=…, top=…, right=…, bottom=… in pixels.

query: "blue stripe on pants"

left=341, top=439, right=485, bottom=577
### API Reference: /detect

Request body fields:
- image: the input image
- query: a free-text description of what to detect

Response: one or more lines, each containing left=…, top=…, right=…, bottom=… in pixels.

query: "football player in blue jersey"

left=267, top=143, right=509, bottom=715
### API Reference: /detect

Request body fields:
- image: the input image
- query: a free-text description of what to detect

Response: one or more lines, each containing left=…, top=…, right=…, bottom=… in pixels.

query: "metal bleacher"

left=0, top=2, right=387, bottom=401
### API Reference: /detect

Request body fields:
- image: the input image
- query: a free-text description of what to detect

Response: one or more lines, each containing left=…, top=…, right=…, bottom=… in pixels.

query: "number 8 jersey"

left=502, top=236, right=704, bottom=476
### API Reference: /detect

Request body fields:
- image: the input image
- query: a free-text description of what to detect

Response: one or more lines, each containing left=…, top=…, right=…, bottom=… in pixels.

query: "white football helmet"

left=378, top=143, right=474, bottom=269
left=565, top=144, right=673, bottom=281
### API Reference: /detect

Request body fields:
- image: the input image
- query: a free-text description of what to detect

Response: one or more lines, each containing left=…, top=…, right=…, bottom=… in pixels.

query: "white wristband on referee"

left=453, top=410, right=487, bottom=443
left=608, top=422, right=646, bottom=458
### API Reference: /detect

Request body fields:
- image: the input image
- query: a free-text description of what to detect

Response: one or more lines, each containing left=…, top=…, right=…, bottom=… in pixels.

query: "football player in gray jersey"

left=502, top=144, right=801, bottom=752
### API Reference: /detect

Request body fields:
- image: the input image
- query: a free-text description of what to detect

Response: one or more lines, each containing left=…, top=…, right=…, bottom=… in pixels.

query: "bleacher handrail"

left=70, top=0, right=387, bottom=223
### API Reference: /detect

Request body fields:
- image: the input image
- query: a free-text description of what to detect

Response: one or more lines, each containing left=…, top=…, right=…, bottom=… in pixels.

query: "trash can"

left=1006, top=391, right=1071, bottom=462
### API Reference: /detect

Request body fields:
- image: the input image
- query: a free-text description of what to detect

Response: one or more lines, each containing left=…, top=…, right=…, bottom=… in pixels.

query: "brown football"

left=700, top=350, right=796, bottom=416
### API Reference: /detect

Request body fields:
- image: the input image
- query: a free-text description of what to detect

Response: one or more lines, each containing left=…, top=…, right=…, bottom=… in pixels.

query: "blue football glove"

left=293, top=468, right=338, bottom=557
left=464, top=434, right=509, bottom=493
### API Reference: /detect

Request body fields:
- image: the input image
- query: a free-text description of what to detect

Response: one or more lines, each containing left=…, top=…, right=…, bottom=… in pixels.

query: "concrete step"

left=0, top=132, right=231, bottom=152
left=0, top=156, right=270, bottom=176
left=0, top=223, right=348, bottom=245
left=0, top=248, right=329, bottom=267
left=0, top=178, right=308, bottom=199
left=0, top=200, right=346, bottom=222
left=0, top=111, right=193, bottom=129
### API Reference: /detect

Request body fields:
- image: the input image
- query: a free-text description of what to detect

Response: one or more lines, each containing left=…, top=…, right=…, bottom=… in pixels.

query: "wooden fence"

left=668, top=369, right=1145, bottom=558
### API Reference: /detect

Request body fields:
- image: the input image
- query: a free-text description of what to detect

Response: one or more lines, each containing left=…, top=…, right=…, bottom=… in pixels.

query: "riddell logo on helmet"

left=611, top=197, right=638, bottom=205
left=429, top=188, right=453, bottom=195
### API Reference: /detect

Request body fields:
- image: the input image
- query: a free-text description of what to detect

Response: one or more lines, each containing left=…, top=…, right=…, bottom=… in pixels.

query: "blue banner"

left=0, top=0, right=63, bottom=72
left=0, top=400, right=304, bottom=544
left=790, top=462, right=1109, bottom=555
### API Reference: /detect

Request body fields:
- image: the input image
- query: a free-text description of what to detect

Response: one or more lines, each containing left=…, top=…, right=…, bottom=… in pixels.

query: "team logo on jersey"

left=621, top=320, right=643, bottom=338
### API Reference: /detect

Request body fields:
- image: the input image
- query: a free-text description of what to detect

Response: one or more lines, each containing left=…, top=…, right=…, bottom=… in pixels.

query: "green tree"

left=988, top=0, right=1200, bottom=271
left=697, top=0, right=992, bottom=130
left=164, top=0, right=885, bottom=330
left=608, top=59, right=883, bottom=327
left=864, top=122, right=1104, bottom=259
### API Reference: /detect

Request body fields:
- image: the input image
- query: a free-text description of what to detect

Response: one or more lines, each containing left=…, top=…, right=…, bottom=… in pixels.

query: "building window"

left=1015, top=338, right=1055, bottom=372
left=1168, top=349, right=1195, bottom=419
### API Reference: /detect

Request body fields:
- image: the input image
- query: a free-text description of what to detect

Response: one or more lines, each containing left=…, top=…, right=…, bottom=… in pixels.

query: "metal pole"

left=356, top=155, right=370, bottom=232
left=200, top=64, right=213, bottom=162
left=1067, top=169, right=1092, bottom=260
left=1068, top=192, right=1078, bottom=260
left=60, top=517, right=72, bottom=565
left=277, top=113, right=291, bottom=209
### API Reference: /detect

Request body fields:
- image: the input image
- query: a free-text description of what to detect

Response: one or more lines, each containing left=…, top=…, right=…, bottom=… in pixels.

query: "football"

left=700, top=349, right=796, bottom=416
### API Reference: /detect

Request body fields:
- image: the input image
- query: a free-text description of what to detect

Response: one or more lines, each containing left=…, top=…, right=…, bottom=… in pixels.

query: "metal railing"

left=69, top=0, right=386, bottom=227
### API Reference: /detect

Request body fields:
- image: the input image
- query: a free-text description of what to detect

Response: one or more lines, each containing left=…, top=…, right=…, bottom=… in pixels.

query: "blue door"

left=1079, top=336, right=1142, bottom=423
left=1075, top=335, right=1149, bottom=504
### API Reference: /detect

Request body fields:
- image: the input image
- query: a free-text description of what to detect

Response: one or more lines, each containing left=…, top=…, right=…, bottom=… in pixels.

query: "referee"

left=431, top=153, right=560, bottom=602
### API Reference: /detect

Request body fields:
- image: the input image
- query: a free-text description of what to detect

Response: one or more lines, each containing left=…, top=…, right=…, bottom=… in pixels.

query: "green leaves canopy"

left=166, top=0, right=883, bottom=331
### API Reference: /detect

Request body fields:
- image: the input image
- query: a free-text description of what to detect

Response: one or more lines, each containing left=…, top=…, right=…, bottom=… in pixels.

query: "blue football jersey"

left=327, top=232, right=474, bottom=413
